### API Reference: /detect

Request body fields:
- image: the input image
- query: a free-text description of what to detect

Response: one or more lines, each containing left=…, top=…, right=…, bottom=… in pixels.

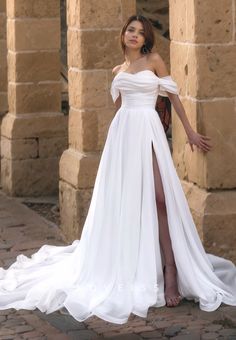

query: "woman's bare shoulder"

left=148, top=52, right=169, bottom=76
left=148, top=52, right=165, bottom=64
left=112, top=64, right=124, bottom=76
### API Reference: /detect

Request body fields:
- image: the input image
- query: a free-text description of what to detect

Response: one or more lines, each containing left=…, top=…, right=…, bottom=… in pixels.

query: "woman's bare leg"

left=151, top=143, right=181, bottom=307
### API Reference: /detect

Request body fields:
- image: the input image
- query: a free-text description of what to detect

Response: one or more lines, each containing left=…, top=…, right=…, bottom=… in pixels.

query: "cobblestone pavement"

left=0, top=190, right=236, bottom=339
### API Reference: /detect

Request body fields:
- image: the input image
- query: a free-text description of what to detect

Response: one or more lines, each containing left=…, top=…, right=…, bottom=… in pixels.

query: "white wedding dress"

left=0, top=70, right=235, bottom=325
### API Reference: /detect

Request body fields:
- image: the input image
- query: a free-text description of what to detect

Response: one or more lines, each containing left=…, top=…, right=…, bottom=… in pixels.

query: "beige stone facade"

left=1, top=0, right=68, bottom=195
left=0, top=0, right=235, bottom=260
left=0, top=0, right=7, bottom=177
left=170, top=0, right=236, bottom=256
left=59, top=0, right=136, bottom=240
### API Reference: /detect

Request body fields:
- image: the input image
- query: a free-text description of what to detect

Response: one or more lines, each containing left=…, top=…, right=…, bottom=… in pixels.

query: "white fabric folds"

left=0, top=70, right=235, bottom=325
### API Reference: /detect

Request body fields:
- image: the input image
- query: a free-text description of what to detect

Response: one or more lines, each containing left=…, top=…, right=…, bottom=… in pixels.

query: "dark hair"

left=120, top=15, right=155, bottom=55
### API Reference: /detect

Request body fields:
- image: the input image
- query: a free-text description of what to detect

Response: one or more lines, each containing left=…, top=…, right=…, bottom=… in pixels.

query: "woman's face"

left=123, top=20, right=145, bottom=52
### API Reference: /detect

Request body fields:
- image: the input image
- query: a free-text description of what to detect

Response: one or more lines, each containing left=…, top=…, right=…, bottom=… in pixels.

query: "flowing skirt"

left=0, top=105, right=235, bottom=325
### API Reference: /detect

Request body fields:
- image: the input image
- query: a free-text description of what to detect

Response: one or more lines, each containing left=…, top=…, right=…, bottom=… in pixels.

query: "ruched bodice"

left=110, top=70, right=179, bottom=108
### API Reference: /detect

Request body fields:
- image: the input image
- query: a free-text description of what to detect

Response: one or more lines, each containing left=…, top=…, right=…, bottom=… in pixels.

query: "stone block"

left=0, top=13, right=6, bottom=39
left=121, top=0, right=136, bottom=21
left=8, top=82, right=61, bottom=114
left=1, top=157, right=59, bottom=196
left=0, top=92, right=8, bottom=114
left=68, top=107, right=114, bottom=152
left=68, top=70, right=107, bottom=110
left=169, top=0, right=188, bottom=42
left=172, top=43, right=236, bottom=99
left=1, top=113, right=68, bottom=139
left=7, top=0, right=59, bottom=18
left=192, top=45, right=236, bottom=99
left=59, top=180, right=93, bottom=241
left=181, top=181, right=236, bottom=258
left=170, top=0, right=232, bottom=43
left=59, top=149, right=100, bottom=189
left=67, top=0, right=122, bottom=29
left=0, top=39, right=7, bottom=91
left=198, top=99, right=236, bottom=188
left=192, top=0, right=232, bottom=43
left=68, top=29, right=121, bottom=69
left=7, top=18, right=60, bottom=51
left=203, top=191, right=236, bottom=252
left=172, top=98, right=197, bottom=180
left=8, top=51, right=60, bottom=82
left=0, top=59, right=7, bottom=91
left=0, top=0, right=6, bottom=12
left=39, top=137, right=68, bottom=158
left=1, top=136, right=38, bottom=160
left=172, top=98, right=236, bottom=189
left=170, top=42, right=189, bottom=97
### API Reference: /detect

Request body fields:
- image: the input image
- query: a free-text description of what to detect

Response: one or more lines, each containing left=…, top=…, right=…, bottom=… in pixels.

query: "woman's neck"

left=124, top=50, right=144, bottom=65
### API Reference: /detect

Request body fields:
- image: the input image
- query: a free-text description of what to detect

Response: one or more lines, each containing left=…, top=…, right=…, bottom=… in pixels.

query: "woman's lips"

left=129, top=40, right=138, bottom=43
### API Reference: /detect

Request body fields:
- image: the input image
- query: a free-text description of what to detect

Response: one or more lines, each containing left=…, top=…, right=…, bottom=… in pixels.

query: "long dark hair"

left=120, top=15, right=155, bottom=55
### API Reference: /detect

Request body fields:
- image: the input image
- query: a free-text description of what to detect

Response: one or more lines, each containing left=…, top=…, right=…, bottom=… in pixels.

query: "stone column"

left=1, top=0, right=68, bottom=196
left=0, top=0, right=8, bottom=179
left=170, top=0, right=236, bottom=257
left=59, top=0, right=136, bottom=241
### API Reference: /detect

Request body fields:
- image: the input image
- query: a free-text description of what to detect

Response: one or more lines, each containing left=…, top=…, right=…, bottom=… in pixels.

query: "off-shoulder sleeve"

left=158, top=75, right=179, bottom=97
left=110, top=81, right=120, bottom=103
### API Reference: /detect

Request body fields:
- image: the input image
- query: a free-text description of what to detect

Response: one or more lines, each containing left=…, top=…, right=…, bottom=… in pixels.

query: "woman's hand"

left=187, top=130, right=213, bottom=153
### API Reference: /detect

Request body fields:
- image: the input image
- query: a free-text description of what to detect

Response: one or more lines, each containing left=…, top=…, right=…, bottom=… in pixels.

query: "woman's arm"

left=112, top=65, right=122, bottom=112
left=151, top=53, right=212, bottom=153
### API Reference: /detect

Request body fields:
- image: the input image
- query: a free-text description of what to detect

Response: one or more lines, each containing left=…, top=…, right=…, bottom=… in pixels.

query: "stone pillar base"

left=1, top=112, right=68, bottom=196
left=59, top=148, right=100, bottom=241
left=182, top=180, right=236, bottom=262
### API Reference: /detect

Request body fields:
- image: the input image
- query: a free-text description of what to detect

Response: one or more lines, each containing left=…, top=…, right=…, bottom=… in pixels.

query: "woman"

left=0, top=15, right=235, bottom=325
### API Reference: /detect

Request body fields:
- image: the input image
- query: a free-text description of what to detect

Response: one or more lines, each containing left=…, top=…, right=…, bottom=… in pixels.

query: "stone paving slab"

left=0, top=190, right=236, bottom=339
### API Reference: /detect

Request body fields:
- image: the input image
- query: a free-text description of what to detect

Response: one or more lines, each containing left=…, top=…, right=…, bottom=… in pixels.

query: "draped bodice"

left=110, top=70, right=179, bottom=109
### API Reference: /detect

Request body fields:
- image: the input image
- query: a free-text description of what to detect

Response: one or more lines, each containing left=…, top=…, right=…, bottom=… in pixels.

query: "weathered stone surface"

left=181, top=180, right=236, bottom=261
left=8, top=51, right=60, bottom=82
left=170, top=42, right=189, bottom=97
left=7, top=18, right=60, bottom=51
left=68, top=29, right=121, bottom=69
left=198, top=100, right=236, bottom=188
left=67, top=0, right=123, bottom=28
left=0, top=93, right=8, bottom=114
left=1, top=136, right=38, bottom=160
left=121, top=0, right=136, bottom=21
left=68, top=107, right=114, bottom=152
left=170, top=0, right=232, bottom=43
left=1, top=113, right=68, bottom=139
left=0, top=39, right=7, bottom=92
left=0, top=12, right=6, bottom=39
left=59, top=180, right=93, bottom=241
left=1, top=157, right=60, bottom=196
left=68, top=70, right=107, bottom=110
left=188, top=45, right=236, bottom=99
left=7, top=0, right=59, bottom=18
left=0, top=0, right=6, bottom=12
left=173, top=98, right=236, bottom=189
left=59, top=149, right=100, bottom=189
left=171, top=43, right=236, bottom=99
left=8, top=82, right=61, bottom=114
left=192, top=0, right=232, bottom=43
left=169, top=0, right=189, bottom=42
left=39, top=137, right=68, bottom=158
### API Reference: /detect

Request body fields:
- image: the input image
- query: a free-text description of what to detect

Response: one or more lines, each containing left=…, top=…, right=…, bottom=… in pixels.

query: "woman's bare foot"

left=163, top=263, right=182, bottom=307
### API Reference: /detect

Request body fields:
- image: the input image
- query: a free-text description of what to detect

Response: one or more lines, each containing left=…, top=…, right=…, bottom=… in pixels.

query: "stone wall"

left=0, top=0, right=8, bottom=180
left=59, top=0, right=136, bottom=241
left=1, top=0, right=68, bottom=196
left=170, top=0, right=236, bottom=258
